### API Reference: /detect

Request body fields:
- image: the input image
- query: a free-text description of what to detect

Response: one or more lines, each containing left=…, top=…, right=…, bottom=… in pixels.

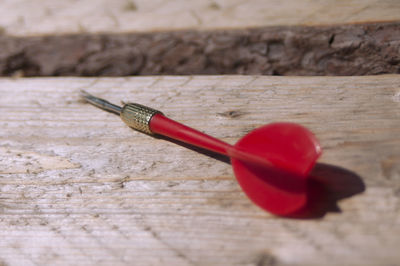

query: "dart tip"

left=80, top=89, right=91, bottom=99
left=79, top=90, right=122, bottom=115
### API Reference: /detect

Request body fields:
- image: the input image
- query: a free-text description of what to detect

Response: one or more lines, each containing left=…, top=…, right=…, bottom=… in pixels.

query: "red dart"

left=82, top=91, right=322, bottom=216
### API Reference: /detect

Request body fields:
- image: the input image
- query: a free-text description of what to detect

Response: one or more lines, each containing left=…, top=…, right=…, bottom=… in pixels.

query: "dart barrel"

left=120, top=103, right=162, bottom=134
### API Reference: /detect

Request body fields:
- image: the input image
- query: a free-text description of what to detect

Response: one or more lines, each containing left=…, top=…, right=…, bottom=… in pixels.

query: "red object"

left=149, top=113, right=322, bottom=215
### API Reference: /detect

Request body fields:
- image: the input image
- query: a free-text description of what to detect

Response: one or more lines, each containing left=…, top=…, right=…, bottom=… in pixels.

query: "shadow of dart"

left=288, top=163, right=365, bottom=219
left=155, top=135, right=366, bottom=219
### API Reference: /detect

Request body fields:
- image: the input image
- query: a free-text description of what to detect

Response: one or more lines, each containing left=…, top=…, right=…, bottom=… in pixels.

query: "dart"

left=81, top=90, right=322, bottom=216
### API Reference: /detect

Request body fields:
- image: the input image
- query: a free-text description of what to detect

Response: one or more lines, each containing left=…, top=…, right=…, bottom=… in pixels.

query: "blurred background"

left=0, top=0, right=399, bottom=77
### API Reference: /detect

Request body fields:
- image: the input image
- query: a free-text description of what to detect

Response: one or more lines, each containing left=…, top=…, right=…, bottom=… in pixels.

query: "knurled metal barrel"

left=120, top=103, right=162, bottom=134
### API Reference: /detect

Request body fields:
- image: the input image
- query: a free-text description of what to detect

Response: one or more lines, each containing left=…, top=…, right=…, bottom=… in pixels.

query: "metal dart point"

left=81, top=90, right=122, bottom=115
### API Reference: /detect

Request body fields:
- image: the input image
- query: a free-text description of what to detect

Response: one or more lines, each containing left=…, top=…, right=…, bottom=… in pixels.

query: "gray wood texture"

left=0, top=75, right=399, bottom=265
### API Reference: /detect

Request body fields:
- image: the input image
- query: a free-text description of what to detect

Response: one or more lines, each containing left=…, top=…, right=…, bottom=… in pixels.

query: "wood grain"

left=0, top=75, right=399, bottom=265
left=0, top=0, right=400, bottom=36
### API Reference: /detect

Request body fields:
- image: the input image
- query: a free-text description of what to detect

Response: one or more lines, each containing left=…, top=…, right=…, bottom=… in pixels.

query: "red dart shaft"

left=149, top=113, right=275, bottom=169
left=149, top=113, right=232, bottom=156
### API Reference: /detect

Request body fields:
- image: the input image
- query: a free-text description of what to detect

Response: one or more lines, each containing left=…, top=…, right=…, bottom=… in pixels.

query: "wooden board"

left=0, top=75, right=399, bottom=265
left=0, top=0, right=400, bottom=36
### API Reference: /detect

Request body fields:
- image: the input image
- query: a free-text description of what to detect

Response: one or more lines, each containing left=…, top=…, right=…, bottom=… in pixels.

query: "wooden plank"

left=0, top=0, right=399, bottom=36
left=0, top=75, right=399, bottom=265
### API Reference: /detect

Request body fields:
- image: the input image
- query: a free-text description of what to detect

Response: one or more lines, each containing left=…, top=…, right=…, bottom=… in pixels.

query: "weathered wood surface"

left=0, top=75, right=400, bottom=265
left=0, top=0, right=400, bottom=36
